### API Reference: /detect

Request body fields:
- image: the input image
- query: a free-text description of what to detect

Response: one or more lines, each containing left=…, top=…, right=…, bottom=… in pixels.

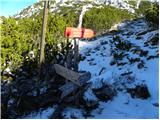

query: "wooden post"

left=39, top=0, right=49, bottom=65
left=73, top=39, right=79, bottom=72
left=73, top=6, right=86, bottom=72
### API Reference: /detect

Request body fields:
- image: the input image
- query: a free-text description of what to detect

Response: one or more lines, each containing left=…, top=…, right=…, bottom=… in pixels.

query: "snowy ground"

left=78, top=18, right=159, bottom=119
left=23, top=18, right=159, bottom=119
left=79, top=19, right=159, bottom=119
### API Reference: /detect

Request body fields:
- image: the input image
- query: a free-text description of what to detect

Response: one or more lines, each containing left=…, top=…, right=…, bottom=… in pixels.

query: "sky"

left=0, top=0, right=37, bottom=17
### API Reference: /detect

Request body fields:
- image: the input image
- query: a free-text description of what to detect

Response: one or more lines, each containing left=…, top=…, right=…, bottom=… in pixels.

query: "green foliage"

left=127, top=0, right=137, bottom=7
left=1, top=18, right=24, bottom=70
left=113, top=36, right=132, bottom=51
left=144, top=2, right=159, bottom=26
left=83, top=6, right=134, bottom=34
left=135, top=1, right=152, bottom=16
left=1, top=7, right=78, bottom=74
left=58, top=6, right=79, bottom=27
left=1, top=3, right=134, bottom=77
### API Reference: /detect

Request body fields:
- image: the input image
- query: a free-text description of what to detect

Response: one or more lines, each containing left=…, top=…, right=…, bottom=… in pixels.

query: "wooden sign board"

left=54, top=64, right=91, bottom=98
left=54, top=64, right=80, bottom=86
left=59, top=72, right=91, bottom=99
left=64, top=27, right=95, bottom=38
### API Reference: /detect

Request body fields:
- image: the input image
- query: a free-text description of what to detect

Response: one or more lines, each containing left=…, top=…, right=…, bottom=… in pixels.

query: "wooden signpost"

left=50, top=7, right=95, bottom=118
left=37, top=3, right=94, bottom=118
left=64, top=27, right=95, bottom=39
left=54, top=64, right=80, bottom=86
left=54, top=64, right=91, bottom=98
left=39, top=0, right=49, bottom=65
left=54, top=26, right=94, bottom=98
left=64, top=27, right=95, bottom=72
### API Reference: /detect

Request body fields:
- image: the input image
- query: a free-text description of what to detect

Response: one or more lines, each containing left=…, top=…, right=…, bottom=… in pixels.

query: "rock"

left=136, top=36, right=142, bottom=40
left=94, top=46, right=100, bottom=51
left=136, top=29, right=155, bottom=36
left=98, top=67, right=106, bottom=75
left=117, top=62, right=127, bottom=66
left=113, top=52, right=124, bottom=60
left=126, top=32, right=133, bottom=36
left=110, top=60, right=116, bottom=66
left=127, top=84, right=150, bottom=99
left=146, top=34, right=159, bottom=46
left=153, top=103, right=159, bottom=107
left=100, top=53, right=106, bottom=57
left=85, top=53, right=91, bottom=56
left=130, top=47, right=141, bottom=54
left=83, top=100, right=99, bottom=110
left=91, top=50, right=96, bottom=53
left=121, top=71, right=133, bottom=76
left=140, top=50, right=148, bottom=57
left=93, top=84, right=117, bottom=101
left=81, top=96, right=99, bottom=110
left=89, top=62, right=96, bottom=66
left=80, top=87, right=99, bottom=111
left=137, top=61, right=144, bottom=69
left=127, top=57, right=141, bottom=64
left=100, top=41, right=108, bottom=45
left=87, top=58, right=94, bottom=62
left=147, top=55, right=158, bottom=60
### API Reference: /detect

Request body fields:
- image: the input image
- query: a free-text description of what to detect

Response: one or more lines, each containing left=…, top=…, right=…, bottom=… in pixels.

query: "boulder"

left=92, top=84, right=117, bottom=101
left=127, top=84, right=150, bottom=99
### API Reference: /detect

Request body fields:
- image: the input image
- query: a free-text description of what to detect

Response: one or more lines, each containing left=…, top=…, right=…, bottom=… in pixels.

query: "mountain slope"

left=1, top=1, right=158, bottom=119
left=78, top=18, right=158, bottom=118
left=14, top=0, right=136, bottom=18
left=23, top=18, right=159, bottom=119
left=13, top=0, right=159, bottom=19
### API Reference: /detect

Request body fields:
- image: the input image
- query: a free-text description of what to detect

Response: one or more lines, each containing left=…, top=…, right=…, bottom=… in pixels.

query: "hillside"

left=1, top=0, right=159, bottom=119
left=14, top=0, right=136, bottom=18
left=22, top=18, right=159, bottom=119
left=13, top=0, right=159, bottom=19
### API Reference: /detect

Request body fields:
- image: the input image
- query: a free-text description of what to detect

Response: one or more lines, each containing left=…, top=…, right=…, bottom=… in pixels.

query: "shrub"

left=83, top=6, right=134, bottom=34
left=1, top=3, right=134, bottom=79
left=135, top=1, right=152, bottom=16
left=0, top=3, right=80, bottom=75
left=144, top=2, right=159, bottom=26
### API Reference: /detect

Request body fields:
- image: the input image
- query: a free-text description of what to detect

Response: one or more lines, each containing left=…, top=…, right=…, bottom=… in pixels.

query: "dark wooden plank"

left=54, top=64, right=80, bottom=86
left=59, top=82, right=78, bottom=99
left=59, top=72, right=91, bottom=99
left=64, top=83, right=91, bottom=103
left=78, top=72, right=91, bottom=86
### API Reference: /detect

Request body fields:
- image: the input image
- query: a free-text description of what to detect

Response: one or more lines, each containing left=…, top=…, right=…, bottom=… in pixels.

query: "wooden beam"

left=59, top=72, right=91, bottom=99
left=59, top=82, right=78, bottom=99
left=39, top=0, right=49, bottom=65
left=54, top=64, right=80, bottom=85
